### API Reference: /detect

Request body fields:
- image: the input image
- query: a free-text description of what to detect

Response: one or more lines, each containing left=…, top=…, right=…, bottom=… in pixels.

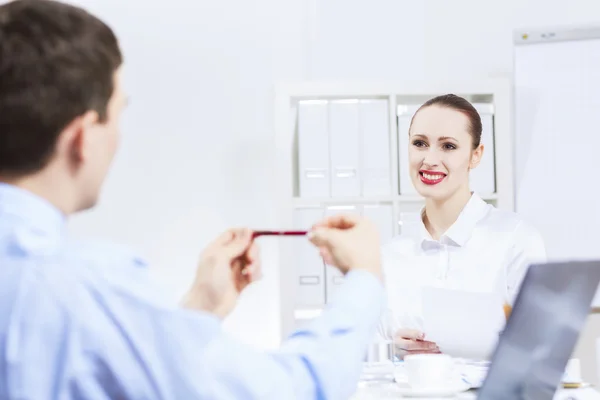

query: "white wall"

left=311, top=0, right=600, bottom=81
left=65, top=0, right=600, bottom=350
left=67, top=0, right=309, bottom=350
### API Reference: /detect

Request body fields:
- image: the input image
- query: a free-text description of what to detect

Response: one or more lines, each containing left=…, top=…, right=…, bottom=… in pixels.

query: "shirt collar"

left=417, top=192, right=490, bottom=248
left=0, top=183, right=66, bottom=237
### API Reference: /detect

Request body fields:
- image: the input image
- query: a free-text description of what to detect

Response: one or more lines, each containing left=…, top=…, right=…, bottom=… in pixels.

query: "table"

left=350, top=383, right=600, bottom=399
left=352, top=359, right=600, bottom=399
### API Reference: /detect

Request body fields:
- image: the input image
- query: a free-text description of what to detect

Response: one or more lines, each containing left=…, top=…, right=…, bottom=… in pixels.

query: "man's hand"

left=182, top=228, right=261, bottom=318
left=394, top=328, right=441, bottom=359
left=307, top=214, right=382, bottom=280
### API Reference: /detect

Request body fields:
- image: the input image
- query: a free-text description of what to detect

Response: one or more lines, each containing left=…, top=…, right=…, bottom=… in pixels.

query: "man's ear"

left=469, top=144, right=484, bottom=170
left=58, top=110, right=99, bottom=164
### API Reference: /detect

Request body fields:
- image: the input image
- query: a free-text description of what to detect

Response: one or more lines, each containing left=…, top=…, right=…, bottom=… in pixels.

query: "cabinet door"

left=293, top=207, right=326, bottom=307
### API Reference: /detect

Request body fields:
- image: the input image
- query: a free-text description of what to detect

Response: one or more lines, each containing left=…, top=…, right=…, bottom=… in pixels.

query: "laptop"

left=477, top=260, right=600, bottom=399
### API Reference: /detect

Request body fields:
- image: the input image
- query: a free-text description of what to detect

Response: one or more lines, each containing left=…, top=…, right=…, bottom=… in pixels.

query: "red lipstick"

left=419, top=170, right=446, bottom=185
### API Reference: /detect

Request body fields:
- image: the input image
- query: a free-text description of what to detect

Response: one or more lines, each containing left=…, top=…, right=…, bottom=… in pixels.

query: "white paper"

left=421, top=287, right=505, bottom=361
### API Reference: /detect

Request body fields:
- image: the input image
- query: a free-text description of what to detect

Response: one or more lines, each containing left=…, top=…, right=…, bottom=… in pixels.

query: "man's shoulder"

left=63, top=238, right=179, bottom=308
left=0, top=235, right=177, bottom=317
left=65, top=238, right=149, bottom=270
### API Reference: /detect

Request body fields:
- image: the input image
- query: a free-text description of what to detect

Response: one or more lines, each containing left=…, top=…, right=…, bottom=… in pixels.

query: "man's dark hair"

left=0, top=0, right=123, bottom=177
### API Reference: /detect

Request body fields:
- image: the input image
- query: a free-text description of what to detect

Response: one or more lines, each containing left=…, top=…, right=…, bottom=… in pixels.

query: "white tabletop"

left=350, top=383, right=599, bottom=400
left=353, top=358, right=599, bottom=400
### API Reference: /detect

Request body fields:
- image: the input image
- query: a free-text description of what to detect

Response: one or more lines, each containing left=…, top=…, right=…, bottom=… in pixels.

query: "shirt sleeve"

left=505, top=220, right=547, bottom=304
left=71, top=269, right=386, bottom=400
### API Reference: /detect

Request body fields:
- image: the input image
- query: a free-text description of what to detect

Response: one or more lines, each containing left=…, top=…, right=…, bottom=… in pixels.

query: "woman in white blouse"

left=381, top=94, right=546, bottom=359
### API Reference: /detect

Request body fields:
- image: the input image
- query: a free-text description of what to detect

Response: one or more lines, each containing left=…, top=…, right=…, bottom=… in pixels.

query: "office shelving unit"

left=273, top=79, right=513, bottom=338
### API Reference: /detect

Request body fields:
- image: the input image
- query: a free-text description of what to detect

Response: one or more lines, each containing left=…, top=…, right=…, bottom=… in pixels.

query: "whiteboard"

left=514, top=30, right=600, bottom=305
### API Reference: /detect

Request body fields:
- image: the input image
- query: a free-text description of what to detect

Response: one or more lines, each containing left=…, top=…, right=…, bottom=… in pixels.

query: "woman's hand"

left=394, top=328, right=441, bottom=359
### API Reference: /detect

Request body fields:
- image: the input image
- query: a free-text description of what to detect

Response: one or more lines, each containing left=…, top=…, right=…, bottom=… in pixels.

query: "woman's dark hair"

left=410, top=94, right=482, bottom=149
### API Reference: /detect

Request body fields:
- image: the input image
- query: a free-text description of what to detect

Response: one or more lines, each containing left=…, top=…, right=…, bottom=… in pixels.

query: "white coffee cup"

left=404, top=354, right=456, bottom=389
left=563, top=358, right=582, bottom=383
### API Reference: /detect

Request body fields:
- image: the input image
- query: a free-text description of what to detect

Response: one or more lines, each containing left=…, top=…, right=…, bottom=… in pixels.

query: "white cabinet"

left=293, top=207, right=326, bottom=307
left=295, top=203, right=394, bottom=305
left=279, top=80, right=511, bottom=337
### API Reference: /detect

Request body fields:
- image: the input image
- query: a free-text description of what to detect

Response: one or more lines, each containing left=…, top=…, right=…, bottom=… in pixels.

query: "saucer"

left=394, top=380, right=471, bottom=398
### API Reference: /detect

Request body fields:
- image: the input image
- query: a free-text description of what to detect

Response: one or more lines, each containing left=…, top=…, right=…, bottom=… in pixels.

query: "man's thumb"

left=223, top=231, right=252, bottom=259
left=308, top=227, right=341, bottom=249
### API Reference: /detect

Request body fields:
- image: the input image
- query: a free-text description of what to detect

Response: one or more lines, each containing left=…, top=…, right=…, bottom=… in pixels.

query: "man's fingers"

left=221, top=228, right=253, bottom=259
left=245, top=242, right=259, bottom=264
left=231, top=261, right=246, bottom=292
left=233, top=260, right=261, bottom=292
left=204, top=228, right=246, bottom=254
left=241, top=243, right=262, bottom=280
left=308, top=227, right=339, bottom=248
left=311, top=214, right=360, bottom=231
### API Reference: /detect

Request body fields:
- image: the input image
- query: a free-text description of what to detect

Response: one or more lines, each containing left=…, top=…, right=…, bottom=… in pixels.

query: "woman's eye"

left=412, top=140, right=427, bottom=148
left=443, top=143, right=457, bottom=150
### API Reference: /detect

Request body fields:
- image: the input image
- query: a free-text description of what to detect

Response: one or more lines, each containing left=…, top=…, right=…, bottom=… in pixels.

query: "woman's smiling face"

left=408, top=105, right=483, bottom=201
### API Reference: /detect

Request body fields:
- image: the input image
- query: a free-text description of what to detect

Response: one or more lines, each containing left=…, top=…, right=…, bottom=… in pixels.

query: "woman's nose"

left=422, top=149, right=442, bottom=167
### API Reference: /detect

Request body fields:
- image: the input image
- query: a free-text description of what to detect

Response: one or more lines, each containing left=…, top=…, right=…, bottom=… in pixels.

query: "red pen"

left=252, top=230, right=308, bottom=238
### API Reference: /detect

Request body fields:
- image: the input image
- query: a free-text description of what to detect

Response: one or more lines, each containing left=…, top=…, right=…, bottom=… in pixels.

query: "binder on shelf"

left=470, top=103, right=496, bottom=195
left=293, top=207, right=326, bottom=307
left=329, top=100, right=361, bottom=197
left=298, top=100, right=330, bottom=198
left=360, top=99, right=392, bottom=196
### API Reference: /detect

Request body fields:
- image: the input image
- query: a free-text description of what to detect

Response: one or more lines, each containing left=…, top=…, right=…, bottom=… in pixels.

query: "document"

left=421, top=287, right=506, bottom=361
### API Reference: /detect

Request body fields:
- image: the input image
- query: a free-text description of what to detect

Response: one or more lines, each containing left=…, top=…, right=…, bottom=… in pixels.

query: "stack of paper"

left=421, top=287, right=506, bottom=360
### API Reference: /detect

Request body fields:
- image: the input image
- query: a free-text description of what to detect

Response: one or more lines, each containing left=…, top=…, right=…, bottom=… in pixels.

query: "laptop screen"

left=477, top=261, right=600, bottom=399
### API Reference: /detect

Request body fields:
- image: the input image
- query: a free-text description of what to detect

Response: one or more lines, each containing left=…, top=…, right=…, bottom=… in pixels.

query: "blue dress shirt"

left=0, top=183, right=385, bottom=399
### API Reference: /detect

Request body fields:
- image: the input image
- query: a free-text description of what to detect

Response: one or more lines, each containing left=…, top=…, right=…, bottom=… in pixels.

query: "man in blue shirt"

left=0, top=1, right=385, bottom=399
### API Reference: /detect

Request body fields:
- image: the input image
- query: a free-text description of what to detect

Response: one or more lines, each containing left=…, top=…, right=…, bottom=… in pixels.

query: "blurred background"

left=49, top=0, right=600, bottom=382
